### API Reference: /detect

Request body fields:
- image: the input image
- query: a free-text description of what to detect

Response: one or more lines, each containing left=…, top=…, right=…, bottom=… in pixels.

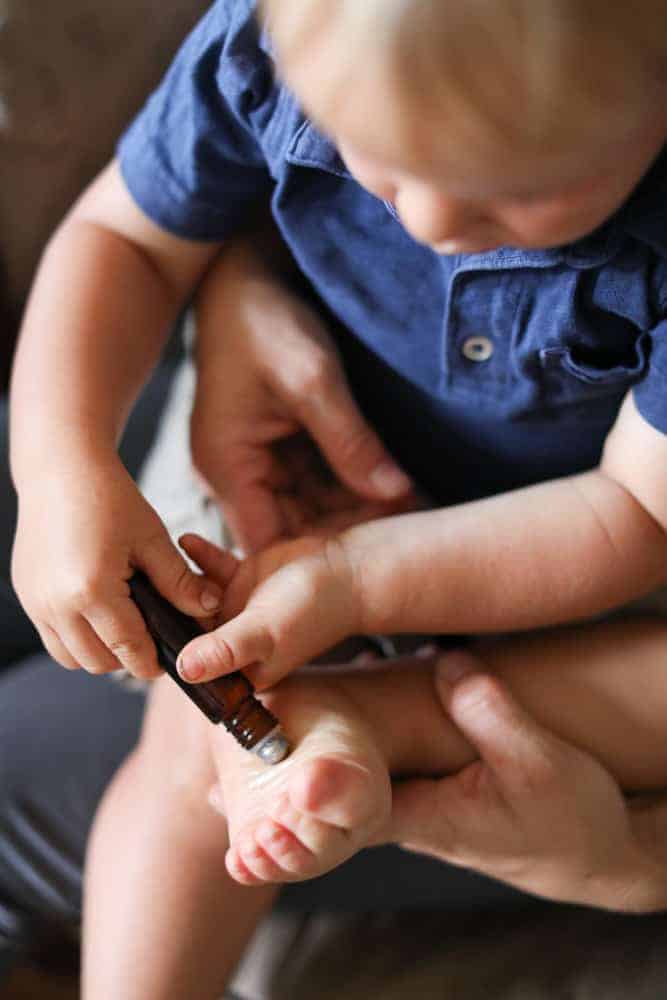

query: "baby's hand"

left=176, top=532, right=362, bottom=688
left=11, top=454, right=225, bottom=679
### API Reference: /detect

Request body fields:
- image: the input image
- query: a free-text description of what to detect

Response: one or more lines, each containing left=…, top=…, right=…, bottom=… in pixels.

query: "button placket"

left=443, top=266, right=519, bottom=400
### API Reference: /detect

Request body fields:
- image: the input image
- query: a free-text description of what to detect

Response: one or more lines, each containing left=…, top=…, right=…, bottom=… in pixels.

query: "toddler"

left=10, top=0, right=667, bottom=995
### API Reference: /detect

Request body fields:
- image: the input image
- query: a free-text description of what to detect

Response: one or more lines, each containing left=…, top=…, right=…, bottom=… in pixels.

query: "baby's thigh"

left=136, top=675, right=218, bottom=807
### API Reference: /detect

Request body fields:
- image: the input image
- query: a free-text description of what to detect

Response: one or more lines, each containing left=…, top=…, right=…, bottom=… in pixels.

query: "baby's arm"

left=11, top=161, right=217, bottom=461
left=10, top=162, right=223, bottom=677
left=177, top=393, right=667, bottom=685
left=345, top=392, right=667, bottom=636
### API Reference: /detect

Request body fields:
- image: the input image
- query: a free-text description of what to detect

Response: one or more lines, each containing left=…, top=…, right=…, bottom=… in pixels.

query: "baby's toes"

left=227, top=815, right=318, bottom=885
left=254, top=819, right=319, bottom=879
left=225, top=843, right=266, bottom=886
left=289, top=754, right=389, bottom=833
left=226, top=829, right=291, bottom=886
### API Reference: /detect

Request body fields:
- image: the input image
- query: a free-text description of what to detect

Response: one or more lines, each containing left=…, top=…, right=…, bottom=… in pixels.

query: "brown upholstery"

left=0, top=0, right=208, bottom=385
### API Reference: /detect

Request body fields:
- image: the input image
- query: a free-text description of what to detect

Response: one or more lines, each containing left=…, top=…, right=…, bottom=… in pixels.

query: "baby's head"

left=261, top=0, right=667, bottom=252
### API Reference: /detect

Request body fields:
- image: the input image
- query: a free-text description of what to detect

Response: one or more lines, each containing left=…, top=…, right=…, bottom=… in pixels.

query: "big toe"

left=288, top=754, right=389, bottom=832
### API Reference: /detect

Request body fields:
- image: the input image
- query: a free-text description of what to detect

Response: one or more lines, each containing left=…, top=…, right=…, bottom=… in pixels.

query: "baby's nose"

left=396, top=185, right=482, bottom=247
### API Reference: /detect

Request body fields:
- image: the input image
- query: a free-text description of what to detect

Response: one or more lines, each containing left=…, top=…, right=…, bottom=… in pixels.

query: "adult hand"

left=385, top=656, right=667, bottom=912
left=191, top=237, right=414, bottom=553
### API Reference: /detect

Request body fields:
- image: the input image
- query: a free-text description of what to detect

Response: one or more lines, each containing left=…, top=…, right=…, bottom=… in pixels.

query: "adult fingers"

left=220, top=487, right=291, bottom=554
left=281, top=352, right=413, bottom=502
left=211, top=440, right=295, bottom=553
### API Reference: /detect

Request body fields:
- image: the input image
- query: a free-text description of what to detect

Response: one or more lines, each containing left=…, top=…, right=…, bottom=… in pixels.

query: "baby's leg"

left=474, top=616, right=667, bottom=791
left=82, top=676, right=276, bottom=1000
left=218, top=616, right=667, bottom=886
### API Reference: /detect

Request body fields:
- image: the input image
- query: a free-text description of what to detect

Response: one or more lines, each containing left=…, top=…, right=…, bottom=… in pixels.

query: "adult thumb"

left=435, top=654, right=565, bottom=794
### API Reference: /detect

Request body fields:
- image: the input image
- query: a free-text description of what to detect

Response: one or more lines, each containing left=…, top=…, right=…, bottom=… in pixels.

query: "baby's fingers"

left=177, top=543, right=358, bottom=687
left=55, top=612, right=127, bottom=675
left=138, top=525, right=224, bottom=620
left=177, top=609, right=275, bottom=683
left=35, top=620, right=81, bottom=671
left=84, top=595, right=161, bottom=679
left=178, top=533, right=240, bottom=588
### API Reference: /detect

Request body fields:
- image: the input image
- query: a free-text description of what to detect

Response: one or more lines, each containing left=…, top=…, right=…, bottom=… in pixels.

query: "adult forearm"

left=10, top=217, right=180, bottom=486
left=344, top=468, right=667, bottom=635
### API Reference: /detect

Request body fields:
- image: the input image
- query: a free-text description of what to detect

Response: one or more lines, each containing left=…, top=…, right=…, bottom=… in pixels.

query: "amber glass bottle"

left=129, top=571, right=289, bottom=762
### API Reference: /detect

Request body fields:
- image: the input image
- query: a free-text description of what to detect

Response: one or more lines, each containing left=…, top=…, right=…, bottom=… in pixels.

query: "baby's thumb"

left=137, top=526, right=223, bottom=620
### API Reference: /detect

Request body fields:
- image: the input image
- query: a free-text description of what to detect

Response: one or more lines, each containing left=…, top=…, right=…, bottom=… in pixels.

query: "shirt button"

left=462, top=336, right=494, bottom=362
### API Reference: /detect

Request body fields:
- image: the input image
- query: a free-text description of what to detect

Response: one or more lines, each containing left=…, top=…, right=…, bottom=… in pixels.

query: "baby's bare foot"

left=209, top=676, right=391, bottom=886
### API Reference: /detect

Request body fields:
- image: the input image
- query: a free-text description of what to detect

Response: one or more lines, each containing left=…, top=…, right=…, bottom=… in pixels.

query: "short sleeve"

left=117, top=0, right=274, bottom=241
left=633, top=318, right=667, bottom=434
left=633, top=257, right=667, bottom=434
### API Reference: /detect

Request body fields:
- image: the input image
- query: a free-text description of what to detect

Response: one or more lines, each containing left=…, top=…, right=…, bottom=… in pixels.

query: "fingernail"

left=436, top=650, right=476, bottom=686
left=177, top=653, right=204, bottom=681
left=368, top=461, right=412, bottom=498
left=200, top=589, right=221, bottom=612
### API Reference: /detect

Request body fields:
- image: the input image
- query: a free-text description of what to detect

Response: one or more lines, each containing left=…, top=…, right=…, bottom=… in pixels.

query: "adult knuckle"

left=294, top=350, right=336, bottom=396
left=64, top=574, right=104, bottom=611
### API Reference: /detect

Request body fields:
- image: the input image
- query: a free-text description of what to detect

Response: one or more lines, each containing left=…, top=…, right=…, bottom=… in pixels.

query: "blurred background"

left=0, top=2, right=207, bottom=994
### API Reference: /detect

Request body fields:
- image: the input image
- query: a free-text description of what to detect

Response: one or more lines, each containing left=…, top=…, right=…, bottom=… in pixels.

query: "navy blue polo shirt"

left=118, top=0, right=667, bottom=507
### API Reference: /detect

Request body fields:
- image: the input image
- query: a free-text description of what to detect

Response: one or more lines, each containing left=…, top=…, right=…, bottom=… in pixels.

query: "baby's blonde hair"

left=260, top=0, right=667, bottom=156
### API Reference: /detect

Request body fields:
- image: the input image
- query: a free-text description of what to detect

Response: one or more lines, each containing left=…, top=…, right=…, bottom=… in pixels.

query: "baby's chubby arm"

left=177, top=391, right=667, bottom=687
left=10, top=161, right=224, bottom=678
